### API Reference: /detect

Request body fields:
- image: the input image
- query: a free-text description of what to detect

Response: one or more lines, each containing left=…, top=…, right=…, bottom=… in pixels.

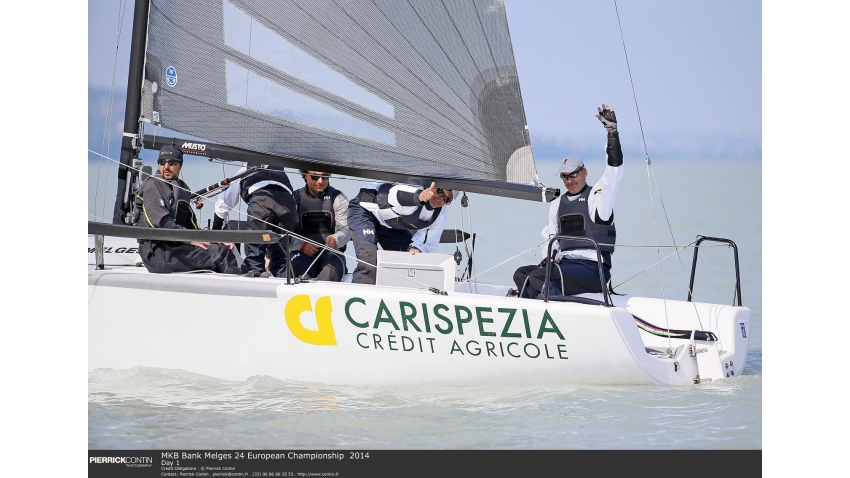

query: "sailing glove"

left=596, top=104, right=617, bottom=133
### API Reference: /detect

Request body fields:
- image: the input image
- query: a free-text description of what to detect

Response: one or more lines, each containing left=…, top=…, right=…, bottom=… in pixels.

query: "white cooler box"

left=375, top=250, right=455, bottom=291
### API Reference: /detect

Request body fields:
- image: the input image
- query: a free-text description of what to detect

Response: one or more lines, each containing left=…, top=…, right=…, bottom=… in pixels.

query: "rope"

left=646, top=167, right=705, bottom=328
left=465, top=239, right=550, bottom=283
left=613, top=0, right=673, bottom=351
left=613, top=240, right=698, bottom=289
left=94, top=0, right=129, bottom=224
left=613, top=0, right=650, bottom=162
left=299, top=248, right=325, bottom=280
left=473, top=235, right=538, bottom=262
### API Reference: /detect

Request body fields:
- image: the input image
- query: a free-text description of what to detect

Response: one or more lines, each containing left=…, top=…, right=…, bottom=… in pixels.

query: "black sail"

left=140, top=0, right=543, bottom=191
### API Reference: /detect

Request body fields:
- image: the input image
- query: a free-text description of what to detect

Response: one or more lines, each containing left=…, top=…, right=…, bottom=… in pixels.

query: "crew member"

left=212, top=162, right=296, bottom=276
left=513, top=104, right=624, bottom=298
left=289, top=170, right=350, bottom=282
left=134, top=145, right=241, bottom=274
left=348, top=182, right=454, bottom=285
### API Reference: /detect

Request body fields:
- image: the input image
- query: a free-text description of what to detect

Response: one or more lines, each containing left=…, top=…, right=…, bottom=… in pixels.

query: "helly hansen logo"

left=362, top=229, right=375, bottom=235
left=578, top=197, right=586, bottom=201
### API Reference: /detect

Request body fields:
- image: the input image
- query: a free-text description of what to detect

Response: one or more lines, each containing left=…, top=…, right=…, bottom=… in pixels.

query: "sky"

left=88, top=0, right=761, bottom=161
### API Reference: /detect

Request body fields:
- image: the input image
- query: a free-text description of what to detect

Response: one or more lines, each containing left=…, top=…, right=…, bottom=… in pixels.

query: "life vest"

left=557, top=185, right=616, bottom=268
left=239, top=163, right=294, bottom=204
left=295, top=185, right=345, bottom=251
left=355, top=183, right=442, bottom=230
left=133, top=174, right=196, bottom=229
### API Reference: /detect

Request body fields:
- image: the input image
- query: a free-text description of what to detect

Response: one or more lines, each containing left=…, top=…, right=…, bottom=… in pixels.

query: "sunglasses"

left=306, top=173, right=330, bottom=181
left=560, top=167, right=583, bottom=180
left=158, top=159, right=180, bottom=166
left=436, top=188, right=453, bottom=205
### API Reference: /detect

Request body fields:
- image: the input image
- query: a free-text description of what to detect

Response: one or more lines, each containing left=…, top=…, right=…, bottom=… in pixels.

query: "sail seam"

left=233, top=0, right=491, bottom=146
left=151, top=0, right=494, bottom=172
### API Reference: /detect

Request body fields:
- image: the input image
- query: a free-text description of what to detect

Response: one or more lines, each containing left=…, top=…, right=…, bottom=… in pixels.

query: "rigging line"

left=472, top=235, right=537, bottom=262
left=613, top=0, right=672, bottom=352
left=621, top=243, right=724, bottom=248
left=299, top=248, right=326, bottom=280
left=88, top=150, right=447, bottom=293
left=647, top=166, right=704, bottom=329
left=88, top=213, right=109, bottom=223
left=466, top=239, right=550, bottom=283
left=612, top=240, right=697, bottom=289
left=96, top=0, right=129, bottom=224
left=222, top=212, right=447, bottom=292
left=614, top=0, right=704, bottom=330
left=613, top=0, right=649, bottom=161
left=643, top=137, right=673, bottom=352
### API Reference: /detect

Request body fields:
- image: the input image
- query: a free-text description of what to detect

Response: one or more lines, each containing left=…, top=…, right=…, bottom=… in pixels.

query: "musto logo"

left=285, top=294, right=337, bottom=345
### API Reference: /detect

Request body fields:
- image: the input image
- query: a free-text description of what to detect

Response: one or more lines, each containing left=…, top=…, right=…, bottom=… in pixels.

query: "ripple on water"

left=89, top=366, right=761, bottom=449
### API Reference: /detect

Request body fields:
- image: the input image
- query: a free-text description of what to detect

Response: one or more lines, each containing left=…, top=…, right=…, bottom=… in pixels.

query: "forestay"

left=141, top=0, right=537, bottom=184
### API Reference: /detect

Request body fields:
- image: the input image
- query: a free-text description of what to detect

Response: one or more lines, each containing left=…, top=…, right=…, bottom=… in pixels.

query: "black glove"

left=596, top=104, right=617, bottom=133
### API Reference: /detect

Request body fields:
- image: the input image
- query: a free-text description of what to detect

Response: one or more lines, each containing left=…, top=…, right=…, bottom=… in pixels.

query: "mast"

left=111, top=0, right=151, bottom=224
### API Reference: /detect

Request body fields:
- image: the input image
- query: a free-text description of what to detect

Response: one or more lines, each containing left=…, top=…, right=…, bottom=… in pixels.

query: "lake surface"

left=88, top=157, right=761, bottom=449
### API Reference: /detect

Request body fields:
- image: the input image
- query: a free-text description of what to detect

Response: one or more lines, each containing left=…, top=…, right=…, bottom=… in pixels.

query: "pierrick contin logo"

left=90, top=456, right=153, bottom=466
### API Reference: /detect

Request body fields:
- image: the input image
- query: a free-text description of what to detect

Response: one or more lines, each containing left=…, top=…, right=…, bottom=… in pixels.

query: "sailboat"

left=88, top=0, right=750, bottom=386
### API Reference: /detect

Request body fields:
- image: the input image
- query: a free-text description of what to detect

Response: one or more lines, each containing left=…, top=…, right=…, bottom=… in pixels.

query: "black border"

left=88, top=449, right=761, bottom=477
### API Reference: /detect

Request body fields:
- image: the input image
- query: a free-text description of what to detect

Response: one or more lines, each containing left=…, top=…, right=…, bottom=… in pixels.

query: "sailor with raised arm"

left=212, top=162, right=296, bottom=277
left=348, top=182, right=454, bottom=285
left=288, top=170, right=351, bottom=282
left=513, top=104, right=624, bottom=298
left=134, top=145, right=241, bottom=274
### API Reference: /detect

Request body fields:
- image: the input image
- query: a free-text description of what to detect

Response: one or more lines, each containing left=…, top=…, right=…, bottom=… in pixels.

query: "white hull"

left=88, top=268, right=750, bottom=386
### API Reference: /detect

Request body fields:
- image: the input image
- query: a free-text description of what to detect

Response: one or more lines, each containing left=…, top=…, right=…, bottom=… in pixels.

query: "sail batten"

left=143, top=0, right=541, bottom=190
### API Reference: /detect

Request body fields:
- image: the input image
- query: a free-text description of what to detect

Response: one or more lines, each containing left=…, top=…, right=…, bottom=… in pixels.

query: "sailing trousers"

left=513, top=259, right=610, bottom=298
left=244, top=186, right=296, bottom=274
left=289, top=249, right=346, bottom=282
left=348, top=203, right=413, bottom=285
left=138, top=240, right=241, bottom=274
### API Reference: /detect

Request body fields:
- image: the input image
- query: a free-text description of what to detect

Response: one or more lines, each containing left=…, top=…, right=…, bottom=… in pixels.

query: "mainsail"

left=145, top=0, right=538, bottom=178
left=115, top=0, right=555, bottom=223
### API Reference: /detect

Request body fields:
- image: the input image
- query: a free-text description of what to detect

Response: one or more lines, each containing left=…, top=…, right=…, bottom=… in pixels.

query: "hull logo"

left=740, top=323, right=747, bottom=339
left=285, top=295, right=336, bottom=346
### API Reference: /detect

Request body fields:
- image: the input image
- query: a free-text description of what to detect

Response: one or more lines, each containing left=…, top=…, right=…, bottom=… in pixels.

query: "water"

left=88, top=158, right=761, bottom=449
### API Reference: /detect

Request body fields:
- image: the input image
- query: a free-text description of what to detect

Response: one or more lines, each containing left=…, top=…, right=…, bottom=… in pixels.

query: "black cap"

left=159, top=145, right=184, bottom=163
